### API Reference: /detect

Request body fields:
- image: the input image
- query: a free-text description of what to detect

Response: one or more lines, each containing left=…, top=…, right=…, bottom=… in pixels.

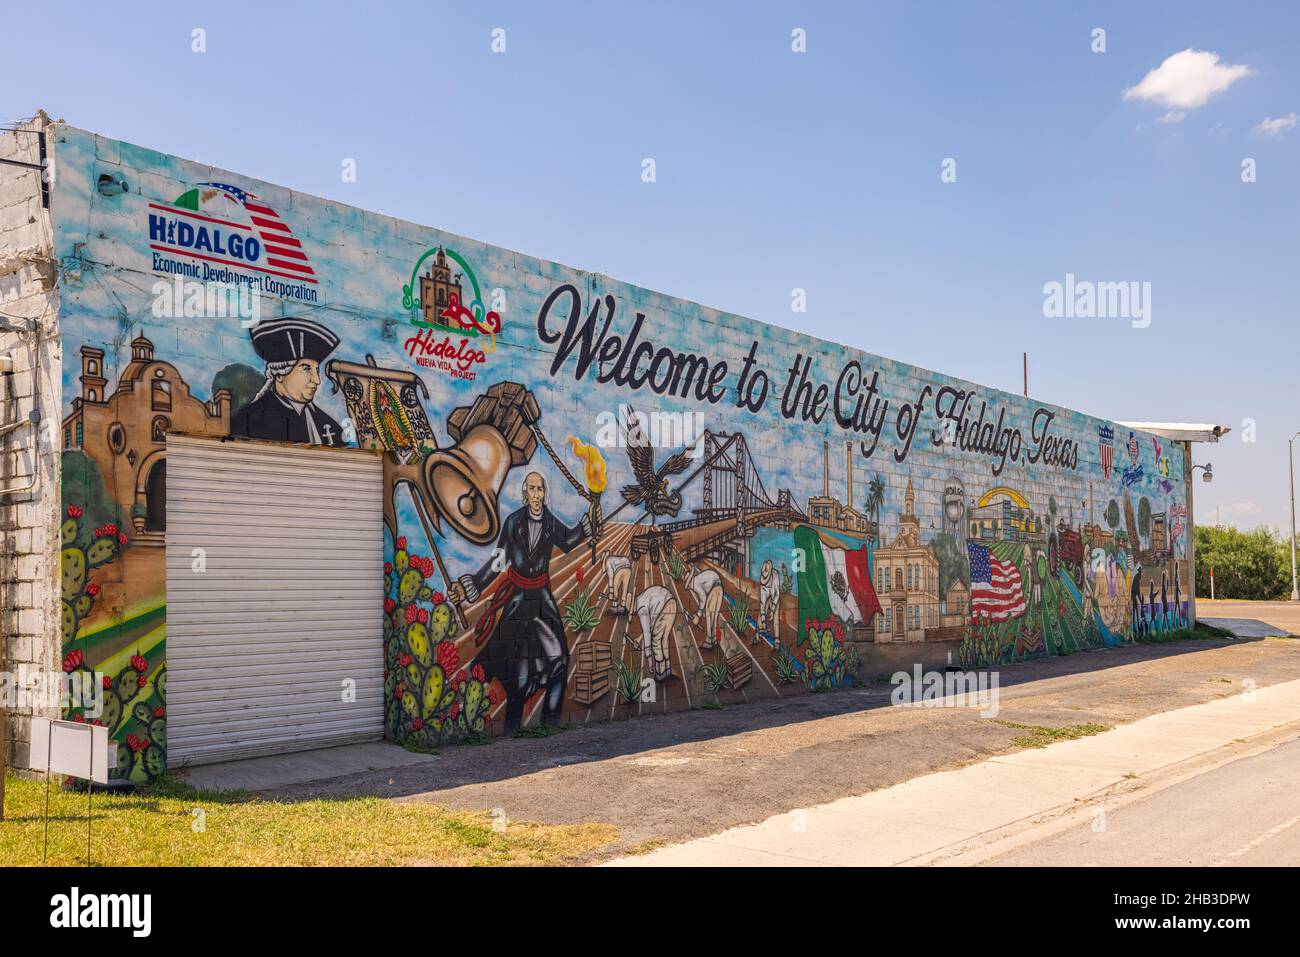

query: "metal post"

left=87, top=738, right=93, bottom=867
left=1184, top=440, right=1197, bottom=627
left=1289, top=435, right=1298, bottom=601
left=42, top=731, right=52, bottom=865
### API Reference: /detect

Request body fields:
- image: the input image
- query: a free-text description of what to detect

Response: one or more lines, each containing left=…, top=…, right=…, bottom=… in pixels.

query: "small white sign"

left=28, top=718, right=110, bottom=784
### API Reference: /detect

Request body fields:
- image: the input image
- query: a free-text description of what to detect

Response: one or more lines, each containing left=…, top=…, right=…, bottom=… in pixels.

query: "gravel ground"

left=267, top=633, right=1300, bottom=860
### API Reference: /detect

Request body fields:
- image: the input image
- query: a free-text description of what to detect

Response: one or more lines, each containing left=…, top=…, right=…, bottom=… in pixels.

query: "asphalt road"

left=989, top=735, right=1300, bottom=866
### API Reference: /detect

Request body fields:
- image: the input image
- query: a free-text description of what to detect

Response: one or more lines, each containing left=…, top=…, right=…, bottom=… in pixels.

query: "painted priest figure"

left=449, top=472, right=591, bottom=731
left=230, top=317, right=347, bottom=447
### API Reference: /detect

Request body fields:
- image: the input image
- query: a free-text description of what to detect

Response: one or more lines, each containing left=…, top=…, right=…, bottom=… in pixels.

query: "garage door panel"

left=165, top=435, right=385, bottom=767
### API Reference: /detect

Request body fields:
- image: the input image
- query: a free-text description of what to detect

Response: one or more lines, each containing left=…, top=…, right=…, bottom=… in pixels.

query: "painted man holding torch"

left=448, top=472, right=590, bottom=730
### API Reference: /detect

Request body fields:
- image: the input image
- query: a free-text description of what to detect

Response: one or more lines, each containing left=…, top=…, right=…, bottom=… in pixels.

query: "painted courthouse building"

left=1, top=114, right=1225, bottom=782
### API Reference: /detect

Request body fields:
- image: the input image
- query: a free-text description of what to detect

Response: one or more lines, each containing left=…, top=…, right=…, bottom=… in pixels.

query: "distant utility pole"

left=1289, top=433, right=1299, bottom=601
left=1023, top=352, right=1028, bottom=397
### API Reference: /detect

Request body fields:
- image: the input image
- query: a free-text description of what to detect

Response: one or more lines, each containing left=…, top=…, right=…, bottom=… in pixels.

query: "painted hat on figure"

left=249, top=317, right=340, bottom=364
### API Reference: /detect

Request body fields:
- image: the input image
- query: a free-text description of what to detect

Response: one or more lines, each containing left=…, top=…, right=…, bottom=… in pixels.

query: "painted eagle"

left=620, top=406, right=697, bottom=523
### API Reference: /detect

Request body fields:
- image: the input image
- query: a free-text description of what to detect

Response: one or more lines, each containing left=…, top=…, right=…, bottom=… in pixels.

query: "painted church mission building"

left=62, top=333, right=231, bottom=540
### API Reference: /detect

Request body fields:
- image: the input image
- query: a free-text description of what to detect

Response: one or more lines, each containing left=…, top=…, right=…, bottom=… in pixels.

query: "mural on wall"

left=229, top=317, right=346, bottom=446
left=50, top=125, right=1193, bottom=774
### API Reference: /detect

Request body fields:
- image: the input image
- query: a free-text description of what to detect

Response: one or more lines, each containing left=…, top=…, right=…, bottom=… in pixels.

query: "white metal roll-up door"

left=165, top=434, right=384, bottom=766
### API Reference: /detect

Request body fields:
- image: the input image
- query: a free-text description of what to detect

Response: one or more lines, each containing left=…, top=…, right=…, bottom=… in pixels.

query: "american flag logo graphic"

left=1098, top=424, right=1114, bottom=478
left=148, top=181, right=317, bottom=286
left=967, top=541, right=1027, bottom=621
left=203, top=182, right=317, bottom=282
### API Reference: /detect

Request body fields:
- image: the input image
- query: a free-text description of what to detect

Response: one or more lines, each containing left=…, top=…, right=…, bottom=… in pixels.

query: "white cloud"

left=1123, top=49, right=1252, bottom=110
left=1223, top=501, right=1263, bottom=518
left=1157, top=110, right=1186, bottom=124
left=1253, top=112, right=1298, bottom=136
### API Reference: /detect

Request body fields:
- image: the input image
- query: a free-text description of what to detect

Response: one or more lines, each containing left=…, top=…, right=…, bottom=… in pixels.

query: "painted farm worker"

left=758, top=559, right=780, bottom=639
left=604, top=554, right=633, bottom=616
left=633, top=584, right=677, bottom=682
left=1028, top=548, right=1043, bottom=608
left=449, top=472, right=590, bottom=731
left=684, top=563, right=725, bottom=650
left=231, top=317, right=347, bottom=447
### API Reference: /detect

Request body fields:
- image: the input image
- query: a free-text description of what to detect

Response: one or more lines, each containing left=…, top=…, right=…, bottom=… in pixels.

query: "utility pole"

left=1289, top=433, right=1299, bottom=601
left=1022, top=352, right=1028, bottom=397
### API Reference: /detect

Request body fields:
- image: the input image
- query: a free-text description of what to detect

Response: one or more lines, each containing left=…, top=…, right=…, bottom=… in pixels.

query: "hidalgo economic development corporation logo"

left=399, top=245, right=501, bottom=381
left=146, top=182, right=319, bottom=303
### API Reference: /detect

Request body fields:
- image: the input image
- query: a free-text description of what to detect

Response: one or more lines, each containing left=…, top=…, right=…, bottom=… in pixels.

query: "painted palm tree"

left=865, top=473, right=887, bottom=530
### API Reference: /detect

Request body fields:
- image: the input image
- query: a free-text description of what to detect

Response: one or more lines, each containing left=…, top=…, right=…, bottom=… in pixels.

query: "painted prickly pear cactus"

left=60, top=505, right=124, bottom=641
left=800, top=616, right=851, bottom=691
left=384, top=534, right=504, bottom=748
left=60, top=500, right=169, bottom=784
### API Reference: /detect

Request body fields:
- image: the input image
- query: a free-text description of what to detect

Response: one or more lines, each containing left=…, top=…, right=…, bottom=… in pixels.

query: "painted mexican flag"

left=794, top=525, right=884, bottom=628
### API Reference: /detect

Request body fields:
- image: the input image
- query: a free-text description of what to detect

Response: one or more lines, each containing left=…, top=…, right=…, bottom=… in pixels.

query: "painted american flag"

left=1098, top=424, right=1114, bottom=478
left=199, top=182, right=317, bottom=282
left=967, top=541, right=1027, bottom=621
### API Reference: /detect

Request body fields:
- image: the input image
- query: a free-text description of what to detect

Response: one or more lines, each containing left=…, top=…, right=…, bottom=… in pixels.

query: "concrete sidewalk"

left=606, top=677, right=1300, bottom=866
left=1198, top=598, right=1300, bottom=636
left=1201, top=617, right=1293, bottom=638
left=179, top=741, right=440, bottom=791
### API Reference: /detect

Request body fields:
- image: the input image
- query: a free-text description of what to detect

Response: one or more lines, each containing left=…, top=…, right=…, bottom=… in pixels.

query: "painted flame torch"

left=565, top=435, right=607, bottom=561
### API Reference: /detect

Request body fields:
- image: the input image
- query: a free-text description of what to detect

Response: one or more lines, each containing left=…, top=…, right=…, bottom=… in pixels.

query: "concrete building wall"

left=38, top=122, right=1194, bottom=780
left=0, top=113, right=62, bottom=773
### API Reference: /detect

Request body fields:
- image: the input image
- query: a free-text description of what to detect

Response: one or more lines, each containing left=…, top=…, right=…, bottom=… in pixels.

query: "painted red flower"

left=101, top=523, right=118, bottom=537
left=73, top=713, right=85, bottom=723
left=384, top=562, right=393, bottom=575
left=396, top=536, right=407, bottom=551
left=62, top=650, right=84, bottom=673
left=832, top=621, right=844, bottom=640
left=394, top=684, right=405, bottom=701
left=576, top=565, right=586, bottom=586
left=431, top=591, right=445, bottom=605
left=449, top=701, right=461, bottom=720
left=102, top=674, right=112, bottom=690
left=86, top=582, right=100, bottom=597
left=384, top=598, right=396, bottom=615
left=89, top=719, right=102, bottom=727
left=416, top=608, right=429, bottom=624
left=1058, top=601, right=1066, bottom=617
left=130, top=655, right=148, bottom=675
left=153, top=706, right=165, bottom=718
left=437, top=642, right=459, bottom=674
left=138, top=675, right=149, bottom=688
left=399, top=653, right=412, bottom=668
left=487, top=685, right=503, bottom=707
left=67, top=504, right=83, bottom=519
left=405, top=605, right=419, bottom=624
left=118, top=532, right=127, bottom=545
left=126, top=734, right=150, bottom=752
left=411, top=718, right=423, bottom=732
left=471, top=663, right=486, bottom=683
left=455, top=668, right=467, bottom=686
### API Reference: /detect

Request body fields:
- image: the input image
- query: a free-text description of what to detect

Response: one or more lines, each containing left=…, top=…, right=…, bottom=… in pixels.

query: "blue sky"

left=6, top=0, right=1299, bottom=533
